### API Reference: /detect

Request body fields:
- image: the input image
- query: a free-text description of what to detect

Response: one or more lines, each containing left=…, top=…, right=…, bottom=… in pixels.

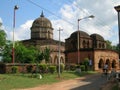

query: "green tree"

left=83, top=58, right=89, bottom=71
left=43, top=47, right=50, bottom=63
left=36, top=51, right=44, bottom=63
left=2, top=42, right=39, bottom=63
left=114, top=44, right=120, bottom=53
left=0, top=23, right=6, bottom=48
left=106, top=40, right=112, bottom=49
left=15, top=42, right=38, bottom=63
left=2, top=41, right=12, bottom=62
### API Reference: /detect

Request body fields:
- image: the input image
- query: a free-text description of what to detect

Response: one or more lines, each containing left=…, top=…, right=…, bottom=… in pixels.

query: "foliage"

left=39, top=64, right=48, bottom=73
left=83, top=58, right=89, bottom=71
left=105, top=40, right=120, bottom=53
left=0, top=63, right=5, bottom=73
left=43, top=47, right=50, bottom=63
left=15, top=42, right=38, bottom=63
left=56, top=63, right=65, bottom=73
left=2, top=42, right=39, bottom=63
left=26, top=65, right=33, bottom=73
left=80, top=65, right=85, bottom=71
left=69, top=64, right=77, bottom=71
left=2, top=41, right=12, bottom=63
left=106, top=40, right=113, bottom=49
left=83, top=58, right=89, bottom=66
left=0, top=24, right=6, bottom=48
left=11, top=66, right=18, bottom=73
left=36, top=51, right=44, bottom=63
left=48, top=65, right=56, bottom=74
left=114, top=44, right=120, bottom=53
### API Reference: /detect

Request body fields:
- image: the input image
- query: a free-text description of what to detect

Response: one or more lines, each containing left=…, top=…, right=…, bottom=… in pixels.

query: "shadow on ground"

left=70, top=73, right=108, bottom=90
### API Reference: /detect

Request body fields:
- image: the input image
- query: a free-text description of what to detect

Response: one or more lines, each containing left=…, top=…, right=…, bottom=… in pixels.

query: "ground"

left=18, top=73, right=112, bottom=90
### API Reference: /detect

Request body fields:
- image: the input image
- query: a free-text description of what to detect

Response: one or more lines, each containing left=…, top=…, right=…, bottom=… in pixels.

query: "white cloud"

left=6, top=0, right=120, bottom=45
left=8, top=20, right=33, bottom=41
left=0, top=17, right=5, bottom=30
left=51, top=0, right=120, bottom=45
left=0, top=17, right=2, bottom=23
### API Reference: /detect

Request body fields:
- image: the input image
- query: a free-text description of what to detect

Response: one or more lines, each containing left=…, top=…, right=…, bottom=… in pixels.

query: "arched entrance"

left=49, top=56, right=52, bottom=64
left=98, top=59, right=104, bottom=69
left=60, top=57, right=64, bottom=64
left=112, top=60, right=116, bottom=68
left=106, top=59, right=110, bottom=69
left=54, top=56, right=58, bottom=65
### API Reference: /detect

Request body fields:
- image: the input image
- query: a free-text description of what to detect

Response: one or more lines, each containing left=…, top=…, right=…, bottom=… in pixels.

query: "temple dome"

left=90, top=34, right=104, bottom=41
left=31, top=12, right=53, bottom=29
left=70, top=30, right=90, bottom=39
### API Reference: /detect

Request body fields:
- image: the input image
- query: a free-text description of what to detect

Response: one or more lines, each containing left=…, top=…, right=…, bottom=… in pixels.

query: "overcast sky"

left=0, top=0, right=120, bottom=45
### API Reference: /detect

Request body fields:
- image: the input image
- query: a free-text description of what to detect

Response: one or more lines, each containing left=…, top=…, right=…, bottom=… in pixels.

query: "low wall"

left=0, top=63, right=37, bottom=73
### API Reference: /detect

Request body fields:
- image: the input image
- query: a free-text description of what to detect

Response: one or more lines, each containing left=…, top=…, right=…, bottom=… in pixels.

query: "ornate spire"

left=40, top=11, right=44, bottom=17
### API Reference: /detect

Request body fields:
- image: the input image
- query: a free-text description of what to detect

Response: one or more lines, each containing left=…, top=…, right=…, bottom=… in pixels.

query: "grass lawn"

left=0, top=71, right=96, bottom=90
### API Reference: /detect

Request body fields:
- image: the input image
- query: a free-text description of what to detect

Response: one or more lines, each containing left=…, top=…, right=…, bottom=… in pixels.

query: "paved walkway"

left=21, top=73, right=108, bottom=90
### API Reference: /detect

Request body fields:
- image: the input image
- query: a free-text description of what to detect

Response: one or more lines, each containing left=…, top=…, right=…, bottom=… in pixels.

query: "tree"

left=2, top=42, right=39, bottom=63
left=0, top=23, right=6, bottom=48
left=43, top=47, right=50, bottom=63
left=83, top=58, right=89, bottom=71
left=106, top=40, right=113, bottom=49
left=114, top=44, right=120, bottom=53
left=36, top=51, right=44, bottom=63
left=2, top=41, right=12, bottom=63
left=15, top=42, right=38, bottom=63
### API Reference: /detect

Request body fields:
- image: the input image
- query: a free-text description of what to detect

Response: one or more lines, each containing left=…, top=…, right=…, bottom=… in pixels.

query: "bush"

left=56, top=63, right=65, bottom=73
left=80, top=65, right=85, bottom=71
left=11, top=66, right=18, bottom=73
left=69, top=64, right=77, bottom=71
left=48, top=66, right=56, bottom=74
left=83, top=58, right=89, bottom=71
left=39, top=64, right=48, bottom=73
left=26, top=65, right=33, bottom=73
left=0, top=63, right=5, bottom=74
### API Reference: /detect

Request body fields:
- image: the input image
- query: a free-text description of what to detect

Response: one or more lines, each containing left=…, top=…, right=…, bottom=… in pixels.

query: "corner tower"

left=31, top=11, right=53, bottom=40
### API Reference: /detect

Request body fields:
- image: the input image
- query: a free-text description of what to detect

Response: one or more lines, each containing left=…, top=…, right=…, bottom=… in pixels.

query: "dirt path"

left=19, top=74, right=108, bottom=90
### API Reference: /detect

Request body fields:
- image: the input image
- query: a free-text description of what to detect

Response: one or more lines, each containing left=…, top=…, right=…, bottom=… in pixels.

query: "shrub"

left=11, top=66, right=18, bottom=73
left=48, top=66, right=56, bottom=74
left=39, top=64, right=48, bottom=73
left=0, top=63, right=5, bottom=74
left=69, top=64, right=77, bottom=71
left=80, top=65, right=85, bottom=71
left=26, top=65, right=33, bottom=73
left=83, top=58, right=89, bottom=71
left=56, top=63, right=65, bottom=73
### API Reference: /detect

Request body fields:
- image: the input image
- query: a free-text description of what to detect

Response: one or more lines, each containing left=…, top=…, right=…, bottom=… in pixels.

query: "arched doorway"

left=98, top=59, right=104, bottom=69
left=106, top=59, right=110, bottom=69
left=60, top=57, right=64, bottom=64
left=112, top=60, right=116, bottom=68
left=49, top=56, right=52, bottom=64
left=54, top=56, right=58, bottom=65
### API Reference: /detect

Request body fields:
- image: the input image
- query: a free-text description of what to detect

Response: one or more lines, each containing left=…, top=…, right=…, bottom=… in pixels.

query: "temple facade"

left=22, top=12, right=65, bottom=64
left=65, top=31, right=119, bottom=70
left=22, top=12, right=119, bottom=71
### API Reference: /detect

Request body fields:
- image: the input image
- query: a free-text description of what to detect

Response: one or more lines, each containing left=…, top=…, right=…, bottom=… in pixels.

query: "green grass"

left=0, top=71, right=96, bottom=90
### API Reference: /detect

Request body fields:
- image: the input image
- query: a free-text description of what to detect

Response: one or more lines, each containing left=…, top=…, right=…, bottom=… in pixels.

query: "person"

left=103, top=64, right=108, bottom=75
left=89, top=59, right=92, bottom=70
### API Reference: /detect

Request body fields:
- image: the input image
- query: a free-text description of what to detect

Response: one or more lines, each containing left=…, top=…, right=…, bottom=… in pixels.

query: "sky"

left=0, top=0, right=120, bottom=45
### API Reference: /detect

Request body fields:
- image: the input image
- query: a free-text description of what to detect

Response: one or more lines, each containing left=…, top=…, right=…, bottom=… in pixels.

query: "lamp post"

left=12, top=5, right=19, bottom=63
left=114, top=5, right=120, bottom=60
left=77, top=15, right=94, bottom=64
left=58, top=27, right=63, bottom=78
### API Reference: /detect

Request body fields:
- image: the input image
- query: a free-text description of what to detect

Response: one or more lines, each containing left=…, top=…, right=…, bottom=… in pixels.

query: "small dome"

left=70, top=31, right=90, bottom=39
left=31, top=12, right=53, bottom=29
left=90, top=34, right=104, bottom=41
